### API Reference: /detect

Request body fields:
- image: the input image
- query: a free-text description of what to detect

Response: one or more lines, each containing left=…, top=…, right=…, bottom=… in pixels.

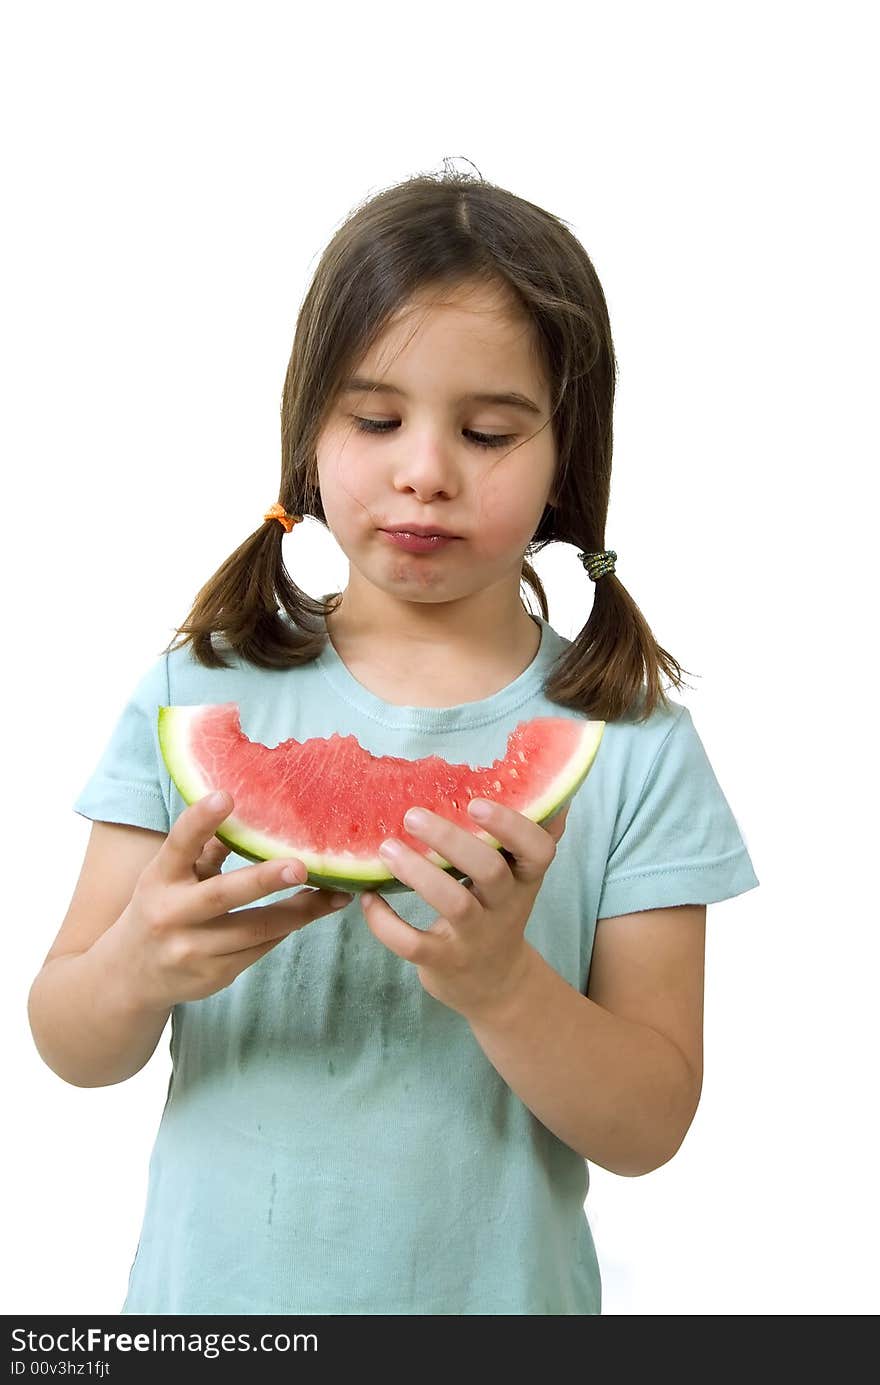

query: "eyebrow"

left=340, top=377, right=543, bottom=415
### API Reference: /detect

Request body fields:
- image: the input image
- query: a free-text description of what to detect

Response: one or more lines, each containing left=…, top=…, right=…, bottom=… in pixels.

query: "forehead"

left=350, top=281, right=546, bottom=403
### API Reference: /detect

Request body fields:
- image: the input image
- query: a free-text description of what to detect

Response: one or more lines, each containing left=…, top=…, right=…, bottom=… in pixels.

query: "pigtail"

left=522, top=549, right=697, bottom=724
left=160, top=504, right=333, bottom=671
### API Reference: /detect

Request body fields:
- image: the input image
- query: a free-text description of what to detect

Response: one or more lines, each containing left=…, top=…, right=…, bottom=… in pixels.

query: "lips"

left=379, top=530, right=458, bottom=553
left=380, top=524, right=459, bottom=538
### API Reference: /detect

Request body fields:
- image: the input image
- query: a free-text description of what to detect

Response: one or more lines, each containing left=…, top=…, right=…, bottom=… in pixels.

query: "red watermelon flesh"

left=158, top=704, right=605, bottom=895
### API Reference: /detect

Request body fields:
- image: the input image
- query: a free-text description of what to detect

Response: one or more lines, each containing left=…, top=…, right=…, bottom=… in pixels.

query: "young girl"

left=29, top=166, right=759, bottom=1316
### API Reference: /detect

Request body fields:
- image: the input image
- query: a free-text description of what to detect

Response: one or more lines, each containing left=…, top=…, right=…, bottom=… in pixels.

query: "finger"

left=205, top=834, right=232, bottom=859
left=360, top=890, right=446, bottom=966
left=193, top=836, right=232, bottom=881
left=209, top=891, right=353, bottom=972
left=160, top=792, right=242, bottom=882
left=221, top=927, right=301, bottom=970
left=183, top=849, right=320, bottom=926
left=387, top=800, right=552, bottom=901
left=375, top=799, right=529, bottom=915
left=162, top=792, right=308, bottom=895
left=155, top=794, right=311, bottom=921
left=543, top=803, right=571, bottom=843
left=208, top=888, right=354, bottom=956
left=375, top=822, right=482, bottom=920
left=463, top=799, right=561, bottom=882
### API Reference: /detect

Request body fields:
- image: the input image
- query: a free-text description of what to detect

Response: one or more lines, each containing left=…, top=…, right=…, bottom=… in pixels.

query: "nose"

left=390, top=427, right=463, bottom=495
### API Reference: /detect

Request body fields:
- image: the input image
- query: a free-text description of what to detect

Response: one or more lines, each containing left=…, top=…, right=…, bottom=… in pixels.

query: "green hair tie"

left=578, top=549, right=617, bottom=581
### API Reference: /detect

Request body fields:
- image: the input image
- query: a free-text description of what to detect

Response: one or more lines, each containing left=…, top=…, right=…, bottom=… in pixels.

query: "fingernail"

left=208, top=791, right=228, bottom=810
left=281, top=864, right=304, bottom=884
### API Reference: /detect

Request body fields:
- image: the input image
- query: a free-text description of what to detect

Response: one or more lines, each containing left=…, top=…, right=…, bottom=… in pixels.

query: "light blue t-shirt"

left=72, top=612, right=759, bottom=1315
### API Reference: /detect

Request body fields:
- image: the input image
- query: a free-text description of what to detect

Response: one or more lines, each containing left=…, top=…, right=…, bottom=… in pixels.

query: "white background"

left=3, top=0, right=877, bottom=1316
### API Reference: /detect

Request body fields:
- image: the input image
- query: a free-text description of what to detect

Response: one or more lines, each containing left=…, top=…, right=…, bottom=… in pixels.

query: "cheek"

left=317, top=447, right=372, bottom=525
left=474, top=470, right=547, bottom=554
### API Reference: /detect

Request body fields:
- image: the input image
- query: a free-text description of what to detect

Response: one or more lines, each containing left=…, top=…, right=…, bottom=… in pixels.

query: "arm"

left=27, top=923, right=172, bottom=1089
left=28, top=821, right=175, bottom=1089
left=466, top=904, right=706, bottom=1176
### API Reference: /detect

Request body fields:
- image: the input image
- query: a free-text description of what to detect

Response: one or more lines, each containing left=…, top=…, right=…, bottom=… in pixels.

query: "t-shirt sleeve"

left=596, top=705, right=760, bottom=919
left=71, top=652, right=171, bottom=834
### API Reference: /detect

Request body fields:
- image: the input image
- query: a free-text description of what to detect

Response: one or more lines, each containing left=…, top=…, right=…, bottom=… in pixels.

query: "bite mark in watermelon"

left=157, top=704, right=605, bottom=896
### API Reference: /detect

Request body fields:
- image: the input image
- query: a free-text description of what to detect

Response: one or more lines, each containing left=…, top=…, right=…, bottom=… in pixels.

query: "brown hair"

left=162, top=161, right=695, bottom=723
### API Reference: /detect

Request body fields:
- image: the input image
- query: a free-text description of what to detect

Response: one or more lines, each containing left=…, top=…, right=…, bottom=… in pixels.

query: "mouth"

left=379, top=525, right=460, bottom=538
left=379, top=530, right=459, bottom=553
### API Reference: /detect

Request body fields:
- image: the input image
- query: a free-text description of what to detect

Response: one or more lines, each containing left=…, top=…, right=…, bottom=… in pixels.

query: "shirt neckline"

left=314, top=613, right=557, bottom=732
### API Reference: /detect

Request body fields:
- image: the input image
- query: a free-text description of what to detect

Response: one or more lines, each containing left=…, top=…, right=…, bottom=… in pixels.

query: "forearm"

left=467, top=943, right=701, bottom=1176
left=27, top=928, right=172, bottom=1088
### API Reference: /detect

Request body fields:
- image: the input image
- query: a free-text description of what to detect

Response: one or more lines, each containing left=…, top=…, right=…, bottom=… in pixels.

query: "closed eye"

left=351, top=418, right=515, bottom=450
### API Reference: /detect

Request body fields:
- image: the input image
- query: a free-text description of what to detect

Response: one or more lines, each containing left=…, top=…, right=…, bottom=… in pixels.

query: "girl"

left=29, top=165, right=759, bottom=1316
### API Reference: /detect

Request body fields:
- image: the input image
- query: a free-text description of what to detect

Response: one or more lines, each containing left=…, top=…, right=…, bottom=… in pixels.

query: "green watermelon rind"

left=157, top=705, right=605, bottom=897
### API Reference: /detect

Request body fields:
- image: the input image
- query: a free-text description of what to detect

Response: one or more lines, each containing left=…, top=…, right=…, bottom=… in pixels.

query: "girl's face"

left=315, top=280, right=557, bottom=611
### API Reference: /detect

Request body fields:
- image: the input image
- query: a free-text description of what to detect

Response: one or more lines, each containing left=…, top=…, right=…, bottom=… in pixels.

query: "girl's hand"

left=360, top=799, right=571, bottom=1022
left=194, top=833, right=232, bottom=881
left=111, top=792, right=352, bottom=1011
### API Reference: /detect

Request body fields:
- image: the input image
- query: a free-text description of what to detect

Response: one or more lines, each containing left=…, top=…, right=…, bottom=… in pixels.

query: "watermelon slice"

left=157, top=705, right=605, bottom=896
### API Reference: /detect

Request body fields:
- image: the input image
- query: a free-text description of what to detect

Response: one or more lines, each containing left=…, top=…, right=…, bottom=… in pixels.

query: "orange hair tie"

left=263, top=503, right=303, bottom=534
